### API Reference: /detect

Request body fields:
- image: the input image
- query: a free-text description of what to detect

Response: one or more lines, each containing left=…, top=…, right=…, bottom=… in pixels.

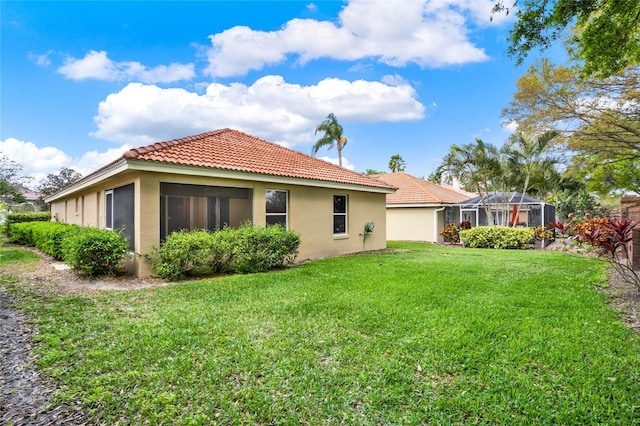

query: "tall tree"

left=494, top=0, right=640, bottom=77
left=503, top=59, right=640, bottom=193
left=312, top=113, right=348, bottom=167
left=0, top=154, right=29, bottom=207
left=37, top=167, right=83, bottom=199
left=388, top=154, right=406, bottom=172
left=505, top=131, right=559, bottom=222
left=435, top=139, right=504, bottom=225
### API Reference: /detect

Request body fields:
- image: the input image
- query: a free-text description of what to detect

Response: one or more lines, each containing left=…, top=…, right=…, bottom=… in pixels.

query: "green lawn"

left=4, top=241, right=640, bottom=424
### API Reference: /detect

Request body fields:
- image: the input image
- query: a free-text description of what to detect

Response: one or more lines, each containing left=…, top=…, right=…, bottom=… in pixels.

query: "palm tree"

left=312, top=113, right=347, bottom=167
left=506, top=131, right=559, bottom=224
left=388, top=154, right=406, bottom=172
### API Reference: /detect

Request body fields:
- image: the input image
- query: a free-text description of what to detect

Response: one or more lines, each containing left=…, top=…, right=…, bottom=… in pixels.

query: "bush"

left=150, top=224, right=301, bottom=280
left=459, top=226, right=534, bottom=249
left=440, top=223, right=460, bottom=244
left=230, top=224, right=301, bottom=274
left=151, top=230, right=216, bottom=280
left=62, top=227, right=129, bottom=277
left=8, top=222, right=78, bottom=260
left=4, top=212, right=51, bottom=236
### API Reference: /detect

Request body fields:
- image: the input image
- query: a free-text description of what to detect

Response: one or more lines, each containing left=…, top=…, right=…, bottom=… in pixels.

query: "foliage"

left=459, top=221, right=472, bottom=230
left=4, top=211, right=51, bottom=236
left=493, top=0, right=640, bottom=78
left=9, top=242, right=640, bottom=424
left=37, top=167, right=83, bottom=198
left=572, top=218, right=613, bottom=249
left=440, top=223, right=460, bottom=243
left=388, top=154, right=406, bottom=172
left=8, top=221, right=128, bottom=276
left=549, top=219, right=573, bottom=237
left=312, top=113, right=348, bottom=167
left=460, top=226, right=534, bottom=249
left=0, top=153, right=30, bottom=206
left=503, top=60, right=640, bottom=194
left=364, top=169, right=385, bottom=175
left=62, top=228, right=129, bottom=277
left=150, top=224, right=301, bottom=280
left=573, top=218, right=640, bottom=292
left=434, top=133, right=559, bottom=226
left=533, top=225, right=553, bottom=241
left=556, top=188, right=607, bottom=221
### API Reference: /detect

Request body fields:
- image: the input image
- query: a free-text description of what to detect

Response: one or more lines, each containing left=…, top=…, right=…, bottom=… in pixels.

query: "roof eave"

left=44, top=159, right=129, bottom=203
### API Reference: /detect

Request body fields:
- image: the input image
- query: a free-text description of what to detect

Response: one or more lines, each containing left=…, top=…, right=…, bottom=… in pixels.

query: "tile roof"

left=370, top=172, right=471, bottom=204
left=121, top=129, right=395, bottom=190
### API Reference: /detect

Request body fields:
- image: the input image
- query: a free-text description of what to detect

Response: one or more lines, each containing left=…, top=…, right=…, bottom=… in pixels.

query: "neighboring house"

left=371, top=172, right=472, bottom=242
left=45, top=129, right=396, bottom=277
left=455, top=192, right=556, bottom=228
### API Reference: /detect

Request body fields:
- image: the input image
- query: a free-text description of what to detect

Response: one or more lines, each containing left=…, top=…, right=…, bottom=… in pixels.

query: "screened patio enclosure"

left=455, top=192, right=555, bottom=229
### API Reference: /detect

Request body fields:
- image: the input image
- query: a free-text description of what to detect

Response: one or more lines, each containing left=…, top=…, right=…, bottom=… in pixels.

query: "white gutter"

left=434, top=206, right=446, bottom=243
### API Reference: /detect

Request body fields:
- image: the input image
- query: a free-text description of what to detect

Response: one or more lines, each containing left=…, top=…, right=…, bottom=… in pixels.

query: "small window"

left=105, top=190, right=113, bottom=229
left=333, top=195, right=347, bottom=234
left=266, top=190, right=288, bottom=227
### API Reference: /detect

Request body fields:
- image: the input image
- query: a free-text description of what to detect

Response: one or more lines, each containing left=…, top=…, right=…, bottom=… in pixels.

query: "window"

left=105, top=190, right=113, bottom=229
left=160, top=183, right=252, bottom=241
left=266, top=190, right=287, bottom=227
left=105, top=184, right=135, bottom=251
left=333, top=195, right=347, bottom=234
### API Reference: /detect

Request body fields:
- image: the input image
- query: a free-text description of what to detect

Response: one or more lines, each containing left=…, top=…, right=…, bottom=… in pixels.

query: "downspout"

left=434, top=206, right=446, bottom=243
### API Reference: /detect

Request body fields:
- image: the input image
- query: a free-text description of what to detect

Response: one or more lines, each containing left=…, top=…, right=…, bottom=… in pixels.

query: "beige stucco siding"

left=49, top=170, right=389, bottom=277
left=386, top=207, right=438, bottom=242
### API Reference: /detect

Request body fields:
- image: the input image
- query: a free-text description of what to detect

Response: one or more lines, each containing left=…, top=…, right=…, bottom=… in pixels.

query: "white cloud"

left=502, top=120, right=518, bottom=133
left=318, top=156, right=356, bottom=171
left=0, top=137, right=130, bottom=185
left=92, top=76, right=425, bottom=146
left=28, top=50, right=55, bottom=67
left=57, top=50, right=195, bottom=83
left=205, top=0, right=503, bottom=77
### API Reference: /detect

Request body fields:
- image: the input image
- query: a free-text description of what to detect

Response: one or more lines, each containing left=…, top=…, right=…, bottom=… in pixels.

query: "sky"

left=1, top=0, right=563, bottom=187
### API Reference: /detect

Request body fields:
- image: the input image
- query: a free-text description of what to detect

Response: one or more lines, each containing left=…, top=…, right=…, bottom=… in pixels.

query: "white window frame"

left=266, top=189, right=288, bottom=228
left=105, top=190, right=114, bottom=230
left=333, top=194, right=348, bottom=235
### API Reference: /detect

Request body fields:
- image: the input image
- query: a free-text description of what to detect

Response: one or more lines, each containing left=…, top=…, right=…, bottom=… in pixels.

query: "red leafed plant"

left=574, top=217, right=640, bottom=292
left=549, top=220, right=573, bottom=238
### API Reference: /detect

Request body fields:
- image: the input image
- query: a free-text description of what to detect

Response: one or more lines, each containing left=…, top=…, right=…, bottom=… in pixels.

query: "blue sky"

left=1, top=1, right=560, bottom=185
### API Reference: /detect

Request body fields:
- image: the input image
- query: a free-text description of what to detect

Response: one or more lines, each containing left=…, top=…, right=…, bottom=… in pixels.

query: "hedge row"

left=4, top=212, right=51, bottom=236
left=459, top=226, right=534, bottom=249
left=150, top=224, right=301, bottom=280
left=8, top=221, right=129, bottom=277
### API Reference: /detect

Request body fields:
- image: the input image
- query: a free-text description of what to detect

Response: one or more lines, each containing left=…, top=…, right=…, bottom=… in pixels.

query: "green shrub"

left=9, top=222, right=78, bottom=260
left=459, top=226, right=534, bottom=249
left=151, top=224, right=301, bottom=279
left=5, top=212, right=51, bottom=237
left=230, top=224, right=301, bottom=274
left=150, top=230, right=216, bottom=280
left=62, top=227, right=129, bottom=277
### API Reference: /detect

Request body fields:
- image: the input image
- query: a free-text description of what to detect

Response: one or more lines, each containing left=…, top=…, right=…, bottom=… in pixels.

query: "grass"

left=3, top=241, right=640, bottom=424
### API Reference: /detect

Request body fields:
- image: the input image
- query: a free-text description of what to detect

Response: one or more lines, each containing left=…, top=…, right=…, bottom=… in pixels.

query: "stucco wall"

left=386, top=207, right=437, bottom=242
left=49, top=170, right=388, bottom=277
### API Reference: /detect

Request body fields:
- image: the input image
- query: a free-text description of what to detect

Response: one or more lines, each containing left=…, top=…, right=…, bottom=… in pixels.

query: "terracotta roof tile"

left=370, top=172, right=471, bottom=204
left=121, top=129, right=395, bottom=190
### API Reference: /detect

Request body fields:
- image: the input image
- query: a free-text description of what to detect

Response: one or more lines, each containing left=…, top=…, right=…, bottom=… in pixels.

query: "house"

left=370, top=172, right=473, bottom=242
left=45, top=129, right=396, bottom=277
left=455, top=192, right=555, bottom=228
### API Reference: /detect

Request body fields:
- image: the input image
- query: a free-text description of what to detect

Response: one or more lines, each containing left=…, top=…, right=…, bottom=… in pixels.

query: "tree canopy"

left=37, top=167, right=83, bottom=198
left=388, top=154, right=406, bottom=173
left=494, top=0, right=640, bottom=78
left=0, top=154, right=29, bottom=207
left=503, top=59, right=640, bottom=195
